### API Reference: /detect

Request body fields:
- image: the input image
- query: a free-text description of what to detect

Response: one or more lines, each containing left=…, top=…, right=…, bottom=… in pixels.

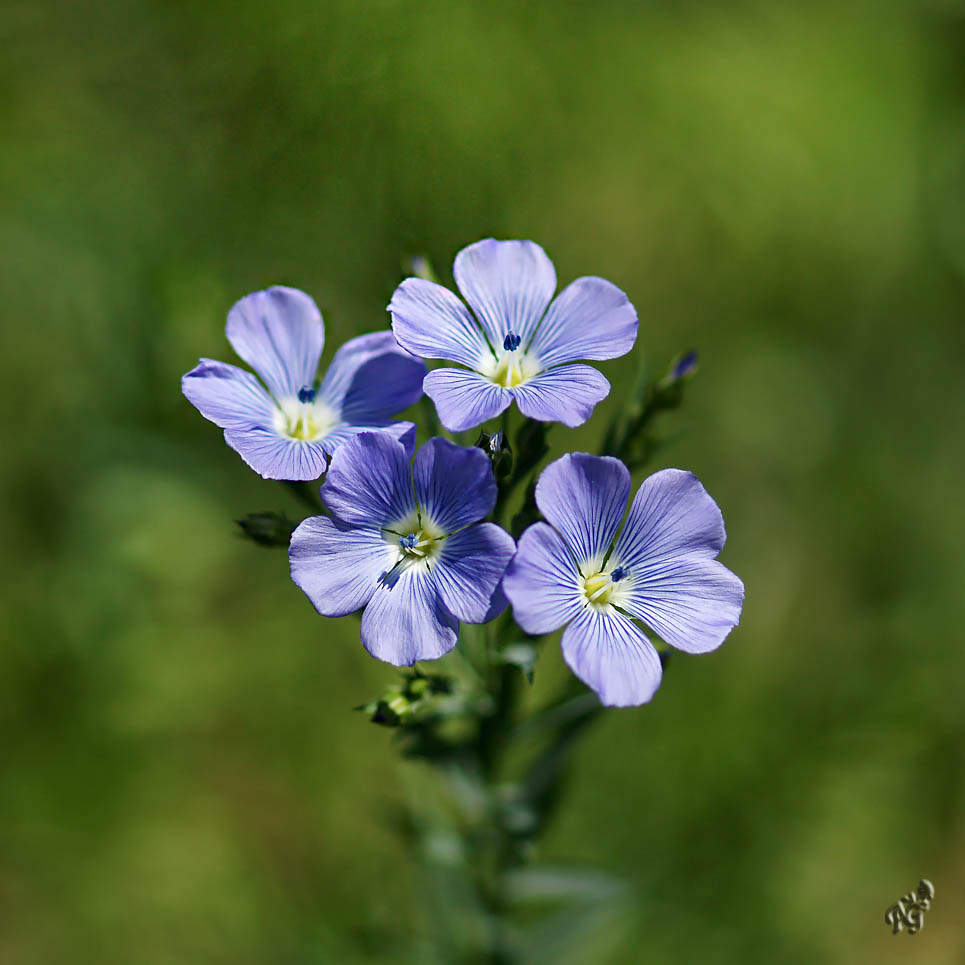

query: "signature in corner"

left=885, top=879, right=934, bottom=935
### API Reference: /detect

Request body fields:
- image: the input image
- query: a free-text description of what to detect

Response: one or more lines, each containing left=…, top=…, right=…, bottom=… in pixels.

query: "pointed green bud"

left=236, top=511, right=296, bottom=547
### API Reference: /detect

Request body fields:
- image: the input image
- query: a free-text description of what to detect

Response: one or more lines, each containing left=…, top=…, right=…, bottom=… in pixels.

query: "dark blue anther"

left=611, top=566, right=627, bottom=582
left=298, top=385, right=317, bottom=403
left=399, top=533, right=418, bottom=550
left=502, top=332, right=522, bottom=352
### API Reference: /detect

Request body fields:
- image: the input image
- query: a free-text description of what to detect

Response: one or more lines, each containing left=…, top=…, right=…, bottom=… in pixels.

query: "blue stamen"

left=399, top=533, right=418, bottom=550
left=611, top=566, right=627, bottom=582
left=298, top=385, right=317, bottom=403
left=502, top=332, right=522, bottom=352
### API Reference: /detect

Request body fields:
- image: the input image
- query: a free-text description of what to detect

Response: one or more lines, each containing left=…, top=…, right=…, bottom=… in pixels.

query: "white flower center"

left=384, top=514, right=446, bottom=574
left=273, top=396, right=339, bottom=442
left=477, top=333, right=541, bottom=389
left=580, top=565, right=629, bottom=611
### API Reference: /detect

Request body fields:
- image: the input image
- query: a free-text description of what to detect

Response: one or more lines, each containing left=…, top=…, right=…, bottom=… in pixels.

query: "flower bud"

left=406, top=255, right=439, bottom=283
left=670, top=349, right=698, bottom=382
left=236, top=511, right=296, bottom=547
left=475, top=428, right=513, bottom=482
left=356, top=670, right=453, bottom=726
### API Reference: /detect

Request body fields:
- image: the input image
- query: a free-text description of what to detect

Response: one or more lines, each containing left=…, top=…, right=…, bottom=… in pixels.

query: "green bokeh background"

left=3, top=0, right=964, bottom=961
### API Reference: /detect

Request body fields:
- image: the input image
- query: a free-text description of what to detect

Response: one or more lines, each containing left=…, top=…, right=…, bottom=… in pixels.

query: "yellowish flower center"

left=478, top=345, right=541, bottom=389
left=384, top=514, right=446, bottom=572
left=580, top=565, right=629, bottom=609
left=582, top=572, right=616, bottom=606
left=273, top=397, right=339, bottom=442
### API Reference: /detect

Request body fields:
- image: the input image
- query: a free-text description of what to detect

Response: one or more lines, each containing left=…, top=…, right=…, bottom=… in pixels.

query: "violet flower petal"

left=511, top=364, right=610, bottom=427
left=321, top=432, right=414, bottom=527
left=502, top=522, right=583, bottom=635
left=534, top=453, right=630, bottom=565
left=223, top=425, right=329, bottom=480
left=561, top=608, right=663, bottom=707
left=423, top=367, right=512, bottom=433
left=320, top=330, right=425, bottom=421
left=413, top=437, right=497, bottom=533
left=528, top=276, right=637, bottom=369
left=621, top=555, right=744, bottom=654
left=360, top=568, right=458, bottom=665
left=320, top=421, right=417, bottom=460
left=181, top=358, right=276, bottom=428
left=453, top=238, right=557, bottom=347
left=613, top=468, right=726, bottom=566
left=289, top=515, right=388, bottom=617
left=433, top=522, right=516, bottom=624
left=225, top=286, right=324, bottom=400
left=389, top=277, right=490, bottom=367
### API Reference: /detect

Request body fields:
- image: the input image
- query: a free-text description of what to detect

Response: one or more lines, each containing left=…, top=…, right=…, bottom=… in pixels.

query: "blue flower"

left=388, top=239, right=638, bottom=432
left=290, top=433, right=516, bottom=665
left=503, top=454, right=744, bottom=707
left=182, top=286, right=425, bottom=480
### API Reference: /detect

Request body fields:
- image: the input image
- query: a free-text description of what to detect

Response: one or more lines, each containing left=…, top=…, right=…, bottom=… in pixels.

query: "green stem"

left=419, top=391, right=442, bottom=441
left=282, top=479, right=324, bottom=513
left=493, top=418, right=550, bottom=527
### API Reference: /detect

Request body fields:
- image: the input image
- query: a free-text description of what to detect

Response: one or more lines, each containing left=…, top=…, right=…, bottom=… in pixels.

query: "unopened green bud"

left=386, top=694, right=410, bottom=717
left=236, top=511, right=296, bottom=547
left=370, top=700, right=402, bottom=726
left=357, top=670, right=454, bottom=727
left=407, top=676, right=431, bottom=699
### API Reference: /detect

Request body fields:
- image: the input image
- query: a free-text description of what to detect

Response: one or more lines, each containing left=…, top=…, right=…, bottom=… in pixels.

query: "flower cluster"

left=183, top=240, right=743, bottom=706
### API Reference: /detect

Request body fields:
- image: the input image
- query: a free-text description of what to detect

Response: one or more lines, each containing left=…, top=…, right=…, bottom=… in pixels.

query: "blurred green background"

left=3, top=0, right=965, bottom=961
